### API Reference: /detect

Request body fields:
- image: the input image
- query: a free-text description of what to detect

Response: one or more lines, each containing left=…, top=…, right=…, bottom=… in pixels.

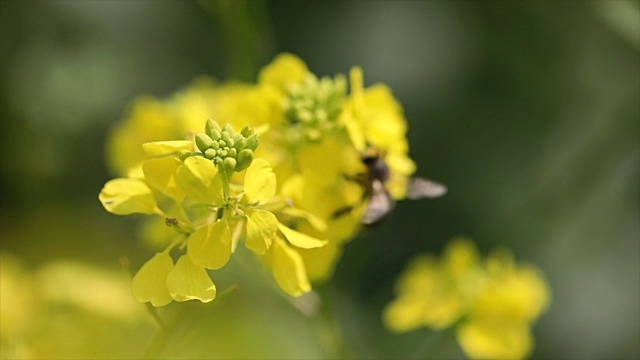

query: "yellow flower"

left=100, top=120, right=330, bottom=304
left=383, top=238, right=551, bottom=360
left=101, top=52, right=439, bottom=301
left=240, top=158, right=328, bottom=296
left=98, top=178, right=160, bottom=216
left=457, top=250, right=551, bottom=360
left=131, top=252, right=174, bottom=307
left=166, top=255, right=216, bottom=303
left=340, top=67, right=416, bottom=199
left=383, top=238, right=480, bottom=332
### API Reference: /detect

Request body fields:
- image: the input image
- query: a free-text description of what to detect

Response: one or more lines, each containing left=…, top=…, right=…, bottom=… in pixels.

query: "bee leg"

left=331, top=206, right=354, bottom=220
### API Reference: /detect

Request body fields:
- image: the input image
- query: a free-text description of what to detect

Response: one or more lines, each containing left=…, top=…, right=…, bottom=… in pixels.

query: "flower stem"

left=315, top=284, right=352, bottom=359
left=142, top=285, right=240, bottom=359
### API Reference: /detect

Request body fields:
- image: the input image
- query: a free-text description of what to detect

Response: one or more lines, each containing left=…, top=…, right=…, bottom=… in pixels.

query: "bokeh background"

left=1, top=1, right=638, bottom=359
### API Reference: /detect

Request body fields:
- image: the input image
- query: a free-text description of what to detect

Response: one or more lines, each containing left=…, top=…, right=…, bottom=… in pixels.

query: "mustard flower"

left=103, top=52, right=438, bottom=287
left=383, top=238, right=550, bottom=360
left=99, top=120, right=327, bottom=305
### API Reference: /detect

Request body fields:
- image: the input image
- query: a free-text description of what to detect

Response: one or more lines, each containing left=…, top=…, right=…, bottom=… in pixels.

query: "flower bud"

left=204, top=148, right=216, bottom=159
left=209, top=129, right=222, bottom=141
left=206, top=119, right=221, bottom=136
left=245, top=134, right=260, bottom=151
left=233, top=137, right=247, bottom=151
left=211, top=141, right=220, bottom=150
left=195, top=133, right=213, bottom=152
left=235, top=149, right=254, bottom=172
left=240, top=126, right=254, bottom=138
left=223, top=123, right=236, bottom=136
left=222, top=157, right=237, bottom=173
left=221, top=132, right=231, bottom=144
left=178, top=150, right=192, bottom=161
left=228, top=148, right=237, bottom=158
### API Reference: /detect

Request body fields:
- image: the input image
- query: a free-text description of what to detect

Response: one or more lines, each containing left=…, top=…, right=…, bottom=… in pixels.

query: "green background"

left=0, top=1, right=638, bottom=359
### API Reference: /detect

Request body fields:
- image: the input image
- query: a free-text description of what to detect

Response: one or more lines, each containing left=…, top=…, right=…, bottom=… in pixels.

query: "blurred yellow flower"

left=383, top=238, right=551, bottom=360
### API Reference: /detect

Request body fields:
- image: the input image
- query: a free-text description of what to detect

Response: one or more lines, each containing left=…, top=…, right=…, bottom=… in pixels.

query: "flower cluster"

left=100, top=121, right=327, bottom=305
left=101, top=53, right=422, bottom=302
left=383, top=238, right=550, bottom=360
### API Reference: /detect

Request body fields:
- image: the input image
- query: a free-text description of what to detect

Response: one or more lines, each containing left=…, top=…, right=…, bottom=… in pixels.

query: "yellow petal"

left=245, top=209, right=278, bottom=255
left=264, top=238, right=310, bottom=297
left=99, top=178, right=158, bottom=215
left=166, top=255, right=216, bottom=303
left=142, top=140, right=192, bottom=157
left=279, top=207, right=327, bottom=232
left=456, top=320, right=533, bottom=360
left=244, top=158, right=276, bottom=205
left=176, top=156, right=224, bottom=205
left=382, top=295, right=429, bottom=333
left=131, top=252, right=174, bottom=307
left=297, top=242, right=342, bottom=282
left=258, top=53, right=308, bottom=93
left=142, top=156, right=185, bottom=201
left=187, top=219, right=232, bottom=270
left=278, top=223, right=327, bottom=249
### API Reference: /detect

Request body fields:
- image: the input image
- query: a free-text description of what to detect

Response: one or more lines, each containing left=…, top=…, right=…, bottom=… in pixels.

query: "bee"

left=333, top=148, right=447, bottom=226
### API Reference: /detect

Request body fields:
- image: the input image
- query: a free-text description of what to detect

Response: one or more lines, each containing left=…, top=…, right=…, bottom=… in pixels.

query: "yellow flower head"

left=102, top=53, right=440, bottom=298
left=340, top=67, right=416, bottom=199
left=383, top=238, right=551, bottom=360
left=99, top=120, right=328, bottom=305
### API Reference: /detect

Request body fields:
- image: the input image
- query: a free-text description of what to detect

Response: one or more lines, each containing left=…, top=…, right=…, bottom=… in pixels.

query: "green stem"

left=221, top=170, right=232, bottom=200
left=315, top=285, right=352, bottom=359
left=141, top=285, right=240, bottom=359
left=197, top=0, right=274, bottom=81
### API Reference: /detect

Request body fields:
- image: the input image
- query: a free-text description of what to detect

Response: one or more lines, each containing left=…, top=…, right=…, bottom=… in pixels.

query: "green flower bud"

left=223, top=123, right=235, bottom=136
left=219, top=140, right=227, bottom=148
left=209, top=129, right=222, bottom=141
left=226, top=137, right=235, bottom=147
left=221, top=132, right=231, bottom=144
left=220, top=149, right=228, bottom=158
left=178, top=150, right=192, bottom=161
left=222, top=157, right=237, bottom=173
left=214, top=156, right=223, bottom=164
left=211, top=141, right=220, bottom=150
left=195, top=133, right=213, bottom=152
left=240, top=126, right=254, bottom=138
left=204, top=148, right=217, bottom=159
left=245, top=134, right=260, bottom=151
left=228, top=148, right=237, bottom=158
left=235, top=149, right=254, bottom=172
left=234, top=137, right=247, bottom=151
left=206, top=119, right=221, bottom=136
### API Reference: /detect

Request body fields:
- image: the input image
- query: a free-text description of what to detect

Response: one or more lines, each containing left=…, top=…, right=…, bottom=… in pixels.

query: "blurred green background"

left=0, top=1, right=638, bottom=359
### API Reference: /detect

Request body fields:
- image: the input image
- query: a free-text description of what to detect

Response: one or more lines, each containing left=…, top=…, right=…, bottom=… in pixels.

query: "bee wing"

left=362, top=181, right=396, bottom=225
left=407, top=177, right=447, bottom=199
